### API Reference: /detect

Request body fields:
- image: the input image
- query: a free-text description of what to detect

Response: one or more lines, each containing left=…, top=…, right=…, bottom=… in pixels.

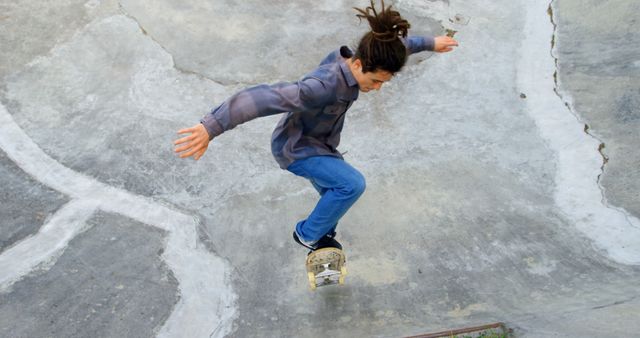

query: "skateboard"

left=305, top=247, right=347, bottom=290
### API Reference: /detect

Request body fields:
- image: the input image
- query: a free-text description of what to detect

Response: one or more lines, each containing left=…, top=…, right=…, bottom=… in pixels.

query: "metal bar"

left=405, top=322, right=506, bottom=338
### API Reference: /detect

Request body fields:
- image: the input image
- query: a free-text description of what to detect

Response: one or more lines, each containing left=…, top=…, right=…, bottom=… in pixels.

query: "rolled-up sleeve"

left=201, top=77, right=334, bottom=139
left=403, top=36, right=435, bottom=55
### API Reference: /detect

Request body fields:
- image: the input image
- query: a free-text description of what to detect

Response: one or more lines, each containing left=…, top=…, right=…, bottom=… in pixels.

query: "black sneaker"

left=293, top=230, right=318, bottom=250
left=293, top=230, right=342, bottom=251
left=325, top=229, right=337, bottom=239
left=315, top=235, right=342, bottom=250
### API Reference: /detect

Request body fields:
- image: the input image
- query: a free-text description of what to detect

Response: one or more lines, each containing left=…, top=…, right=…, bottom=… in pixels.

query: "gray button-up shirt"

left=201, top=36, right=434, bottom=169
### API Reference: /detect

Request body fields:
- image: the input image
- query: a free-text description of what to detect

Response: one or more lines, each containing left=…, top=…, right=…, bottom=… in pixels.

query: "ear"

left=353, top=58, right=362, bottom=70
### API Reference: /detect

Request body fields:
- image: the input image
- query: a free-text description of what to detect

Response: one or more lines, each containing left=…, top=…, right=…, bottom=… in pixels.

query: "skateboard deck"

left=305, top=247, right=347, bottom=290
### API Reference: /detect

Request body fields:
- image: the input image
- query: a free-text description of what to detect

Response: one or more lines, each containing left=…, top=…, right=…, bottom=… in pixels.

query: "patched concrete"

left=213, top=159, right=640, bottom=337
left=0, top=211, right=178, bottom=338
left=0, top=0, right=119, bottom=79
left=0, top=0, right=639, bottom=337
left=553, top=0, right=640, bottom=217
left=118, top=0, right=441, bottom=85
left=3, top=14, right=228, bottom=198
left=0, top=149, right=68, bottom=252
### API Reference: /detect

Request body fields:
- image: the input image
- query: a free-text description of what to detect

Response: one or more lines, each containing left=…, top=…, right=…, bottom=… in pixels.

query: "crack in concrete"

left=591, top=295, right=639, bottom=310
left=506, top=293, right=640, bottom=335
left=116, top=2, right=245, bottom=88
left=546, top=1, right=635, bottom=227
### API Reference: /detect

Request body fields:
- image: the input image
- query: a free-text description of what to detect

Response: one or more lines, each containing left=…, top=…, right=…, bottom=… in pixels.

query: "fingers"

left=434, top=36, right=459, bottom=53
left=174, top=142, right=194, bottom=154
left=174, top=135, right=205, bottom=154
left=177, top=126, right=197, bottom=135
left=194, top=149, right=206, bottom=161
left=174, top=123, right=209, bottom=159
left=444, top=37, right=459, bottom=46
left=180, top=143, right=209, bottom=160
left=178, top=145, right=202, bottom=159
left=174, top=127, right=196, bottom=146
left=439, top=35, right=458, bottom=44
left=173, top=134, right=195, bottom=146
left=174, top=133, right=209, bottom=160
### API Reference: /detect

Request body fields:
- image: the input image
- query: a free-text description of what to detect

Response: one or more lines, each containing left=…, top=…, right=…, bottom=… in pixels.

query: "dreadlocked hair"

left=353, top=0, right=410, bottom=74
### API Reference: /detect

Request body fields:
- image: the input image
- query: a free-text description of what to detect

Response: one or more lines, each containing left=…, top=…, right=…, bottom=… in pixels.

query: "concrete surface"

left=0, top=0, right=638, bottom=337
left=0, top=211, right=178, bottom=338
left=0, top=149, right=68, bottom=251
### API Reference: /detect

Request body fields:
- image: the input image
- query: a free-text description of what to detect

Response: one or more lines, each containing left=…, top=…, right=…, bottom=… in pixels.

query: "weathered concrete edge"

left=517, top=0, right=640, bottom=264
left=0, top=199, right=98, bottom=289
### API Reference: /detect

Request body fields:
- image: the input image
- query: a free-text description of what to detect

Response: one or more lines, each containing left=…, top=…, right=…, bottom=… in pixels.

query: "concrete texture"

left=0, top=149, right=68, bottom=252
left=553, top=0, right=640, bottom=217
left=0, top=0, right=638, bottom=337
left=0, top=211, right=178, bottom=338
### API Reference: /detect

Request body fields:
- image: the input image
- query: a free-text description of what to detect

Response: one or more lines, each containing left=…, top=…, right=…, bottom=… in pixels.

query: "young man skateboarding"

left=174, top=0, right=458, bottom=252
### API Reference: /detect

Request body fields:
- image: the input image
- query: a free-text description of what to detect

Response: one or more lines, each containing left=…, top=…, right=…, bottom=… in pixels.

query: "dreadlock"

left=353, top=0, right=411, bottom=73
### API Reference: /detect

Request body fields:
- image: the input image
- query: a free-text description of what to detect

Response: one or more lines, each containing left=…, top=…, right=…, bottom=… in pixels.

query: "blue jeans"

left=287, top=156, right=366, bottom=243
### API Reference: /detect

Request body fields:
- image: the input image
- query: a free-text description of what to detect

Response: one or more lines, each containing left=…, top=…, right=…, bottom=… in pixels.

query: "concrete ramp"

left=1, top=0, right=638, bottom=337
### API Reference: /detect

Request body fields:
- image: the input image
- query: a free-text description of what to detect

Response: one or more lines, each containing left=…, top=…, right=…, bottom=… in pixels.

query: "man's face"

left=351, top=59, right=393, bottom=92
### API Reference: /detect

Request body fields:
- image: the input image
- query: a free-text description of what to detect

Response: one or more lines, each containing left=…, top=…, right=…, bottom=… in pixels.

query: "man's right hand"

left=174, top=123, right=211, bottom=160
left=433, top=36, right=459, bottom=53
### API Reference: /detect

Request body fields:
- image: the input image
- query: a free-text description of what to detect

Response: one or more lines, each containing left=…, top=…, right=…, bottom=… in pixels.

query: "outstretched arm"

left=404, top=35, right=458, bottom=54
left=174, top=77, right=333, bottom=160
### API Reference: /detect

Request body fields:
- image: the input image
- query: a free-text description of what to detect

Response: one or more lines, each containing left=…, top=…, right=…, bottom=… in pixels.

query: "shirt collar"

left=338, top=46, right=359, bottom=100
left=339, top=62, right=358, bottom=88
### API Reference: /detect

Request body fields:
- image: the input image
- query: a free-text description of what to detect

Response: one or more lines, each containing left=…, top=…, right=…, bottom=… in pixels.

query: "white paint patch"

left=524, top=256, right=558, bottom=276
left=0, top=199, right=98, bottom=290
left=0, top=103, right=237, bottom=337
left=517, top=1, right=640, bottom=264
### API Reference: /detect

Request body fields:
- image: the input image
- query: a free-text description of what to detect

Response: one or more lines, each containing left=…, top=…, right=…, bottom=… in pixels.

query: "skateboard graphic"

left=305, top=247, right=347, bottom=290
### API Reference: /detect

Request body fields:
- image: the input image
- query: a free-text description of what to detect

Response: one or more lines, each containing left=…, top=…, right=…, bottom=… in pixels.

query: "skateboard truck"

left=305, top=247, right=347, bottom=290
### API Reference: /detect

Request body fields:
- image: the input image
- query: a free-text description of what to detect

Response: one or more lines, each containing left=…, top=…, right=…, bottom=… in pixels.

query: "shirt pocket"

left=318, top=100, right=348, bottom=119
left=321, top=104, right=343, bottom=116
left=302, top=104, right=337, bottom=136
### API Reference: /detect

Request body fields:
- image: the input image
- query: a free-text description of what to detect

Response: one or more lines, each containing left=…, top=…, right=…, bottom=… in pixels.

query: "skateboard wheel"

left=339, top=266, right=347, bottom=285
left=307, top=272, right=316, bottom=291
